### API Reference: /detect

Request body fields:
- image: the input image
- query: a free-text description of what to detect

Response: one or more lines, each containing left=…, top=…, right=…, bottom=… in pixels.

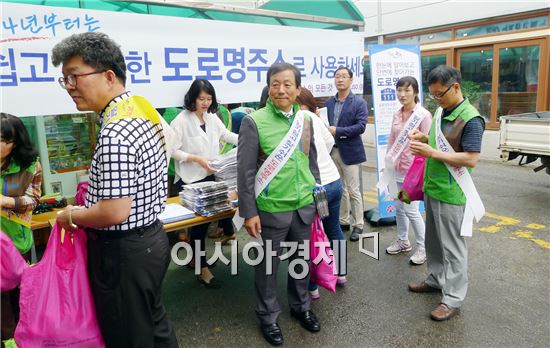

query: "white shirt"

left=306, top=110, right=340, bottom=186
left=171, top=109, right=238, bottom=184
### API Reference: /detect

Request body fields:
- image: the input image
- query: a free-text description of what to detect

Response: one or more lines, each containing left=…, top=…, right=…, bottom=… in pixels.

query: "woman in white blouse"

left=296, top=88, right=347, bottom=300
left=171, top=79, right=238, bottom=289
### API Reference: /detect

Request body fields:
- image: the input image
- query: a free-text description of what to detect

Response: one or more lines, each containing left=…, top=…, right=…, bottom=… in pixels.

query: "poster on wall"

left=1, top=2, right=363, bottom=117
left=368, top=44, right=423, bottom=218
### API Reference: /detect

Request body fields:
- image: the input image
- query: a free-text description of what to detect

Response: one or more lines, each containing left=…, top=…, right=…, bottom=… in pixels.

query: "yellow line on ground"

left=525, top=223, right=546, bottom=230
left=510, top=230, right=550, bottom=250
left=479, top=213, right=520, bottom=233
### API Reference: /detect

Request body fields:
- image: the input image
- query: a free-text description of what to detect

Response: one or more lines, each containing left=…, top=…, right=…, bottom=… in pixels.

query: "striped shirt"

left=85, top=92, right=167, bottom=231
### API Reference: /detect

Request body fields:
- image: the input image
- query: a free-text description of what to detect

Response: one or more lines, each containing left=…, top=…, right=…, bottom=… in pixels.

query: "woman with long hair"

left=296, top=88, right=347, bottom=300
left=385, top=76, right=432, bottom=265
left=1, top=113, right=42, bottom=342
left=171, top=80, right=238, bottom=289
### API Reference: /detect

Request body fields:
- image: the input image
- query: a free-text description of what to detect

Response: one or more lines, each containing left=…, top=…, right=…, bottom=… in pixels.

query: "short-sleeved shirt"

left=86, top=92, right=167, bottom=231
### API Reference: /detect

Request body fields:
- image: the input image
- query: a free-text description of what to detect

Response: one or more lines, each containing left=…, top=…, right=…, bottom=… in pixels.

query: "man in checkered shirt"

left=54, top=32, right=178, bottom=348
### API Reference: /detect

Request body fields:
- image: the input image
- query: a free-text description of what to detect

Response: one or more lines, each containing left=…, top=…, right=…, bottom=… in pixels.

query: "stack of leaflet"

left=209, top=148, right=238, bottom=191
left=158, top=203, right=195, bottom=223
left=179, top=181, right=232, bottom=217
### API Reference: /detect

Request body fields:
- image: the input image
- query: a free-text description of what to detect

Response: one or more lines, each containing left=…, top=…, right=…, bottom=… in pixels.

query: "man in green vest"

left=407, top=65, right=485, bottom=321
left=237, top=63, right=321, bottom=345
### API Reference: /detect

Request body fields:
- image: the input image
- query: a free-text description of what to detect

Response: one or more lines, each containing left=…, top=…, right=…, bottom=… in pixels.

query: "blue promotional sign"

left=368, top=44, right=423, bottom=218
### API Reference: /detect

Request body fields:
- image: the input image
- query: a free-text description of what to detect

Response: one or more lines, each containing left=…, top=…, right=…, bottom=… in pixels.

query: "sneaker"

left=409, top=247, right=426, bottom=265
left=309, top=288, right=320, bottom=300
left=386, top=239, right=412, bottom=255
left=336, top=276, right=347, bottom=286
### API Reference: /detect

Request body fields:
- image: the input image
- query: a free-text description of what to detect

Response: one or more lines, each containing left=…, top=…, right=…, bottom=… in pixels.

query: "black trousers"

left=87, top=221, right=179, bottom=348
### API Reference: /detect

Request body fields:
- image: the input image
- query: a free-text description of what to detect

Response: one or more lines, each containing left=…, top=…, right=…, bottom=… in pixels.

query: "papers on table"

left=158, top=203, right=195, bottom=223
left=180, top=181, right=232, bottom=217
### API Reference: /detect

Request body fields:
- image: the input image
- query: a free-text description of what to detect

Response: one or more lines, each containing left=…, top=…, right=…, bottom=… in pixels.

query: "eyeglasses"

left=58, top=70, right=105, bottom=89
left=335, top=75, right=351, bottom=80
left=429, top=83, right=454, bottom=100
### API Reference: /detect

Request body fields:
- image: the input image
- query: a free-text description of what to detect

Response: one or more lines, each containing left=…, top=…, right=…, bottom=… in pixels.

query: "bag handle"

left=52, top=223, right=76, bottom=270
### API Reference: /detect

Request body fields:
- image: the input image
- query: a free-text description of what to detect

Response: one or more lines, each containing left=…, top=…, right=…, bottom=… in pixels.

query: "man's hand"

left=408, top=129, right=429, bottom=143
left=410, top=141, right=434, bottom=158
left=328, top=126, right=337, bottom=136
left=244, top=215, right=261, bottom=238
left=56, top=205, right=79, bottom=232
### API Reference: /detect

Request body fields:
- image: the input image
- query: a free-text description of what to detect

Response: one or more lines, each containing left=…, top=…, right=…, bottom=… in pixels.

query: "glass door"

left=456, top=47, right=494, bottom=126
left=421, top=50, right=451, bottom=114
left=494, top=40, right=545, bottom=121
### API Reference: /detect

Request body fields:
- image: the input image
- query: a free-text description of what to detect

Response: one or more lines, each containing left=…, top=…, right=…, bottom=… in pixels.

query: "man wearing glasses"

left=325, top=66, right=368, bottom=242
left=53, top=32, right=179, bottom=347
left=408, top=65, right=485, bottom=321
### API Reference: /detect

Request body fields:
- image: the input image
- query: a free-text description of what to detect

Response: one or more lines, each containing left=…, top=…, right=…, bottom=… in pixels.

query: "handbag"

left=398, top=155, right=425, bottom=204
left=0, top=231, right=27, bottom=291
left=309, top=214, right=337, bottom=293
left=15, top=224, right=105, bottom=347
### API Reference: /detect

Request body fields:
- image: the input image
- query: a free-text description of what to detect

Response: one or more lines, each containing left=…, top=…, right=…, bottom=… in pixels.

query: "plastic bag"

left=15, top=224, right=104, bottom=348
left=309, top=214, right=337, bottom=293
left=0, top=231, right=28, bottom=291
left=75, top=181, right=89, bottom=206
left=398, top=155, right=425, bottom=204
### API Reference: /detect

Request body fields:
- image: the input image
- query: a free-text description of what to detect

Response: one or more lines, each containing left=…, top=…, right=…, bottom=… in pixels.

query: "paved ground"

left=163, top=157, right=550, bottom=347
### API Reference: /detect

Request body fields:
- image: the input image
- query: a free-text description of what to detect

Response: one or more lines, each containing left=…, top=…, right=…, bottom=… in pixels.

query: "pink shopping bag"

left=309, top=214, right=338, bottom=293
left=15, top=223, right=104, bottom=348
left=0, top=231, right=28, bottom=292
left=75, top=181, right=88, bottom=206
left=398, top=155, right=425, bottom=204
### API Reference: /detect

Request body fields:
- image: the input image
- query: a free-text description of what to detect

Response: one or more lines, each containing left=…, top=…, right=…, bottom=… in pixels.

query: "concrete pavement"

left=162, top=158, right=550, bottom=347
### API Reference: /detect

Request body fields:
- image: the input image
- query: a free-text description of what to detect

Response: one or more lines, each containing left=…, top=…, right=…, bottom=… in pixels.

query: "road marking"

left=525, top=223, right=546, bottom=230
left=510, top=231, right=550, bottom=250
left=479, top=213, right=520, bottom=233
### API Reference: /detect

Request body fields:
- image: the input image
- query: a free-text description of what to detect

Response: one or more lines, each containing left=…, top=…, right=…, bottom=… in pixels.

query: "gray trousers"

left=424, top=195, right=468, bottom=308
left=255, top=208, right=313, bottom=325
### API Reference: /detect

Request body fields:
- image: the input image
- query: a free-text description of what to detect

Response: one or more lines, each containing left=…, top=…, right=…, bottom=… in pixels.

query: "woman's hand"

left=189, top=154, right=216, bottom=173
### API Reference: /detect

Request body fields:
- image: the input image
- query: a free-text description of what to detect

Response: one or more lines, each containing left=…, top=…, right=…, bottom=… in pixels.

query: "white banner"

left=368, top=45, right=422, bottom=218
left=1, top=2, right=364, bottom=117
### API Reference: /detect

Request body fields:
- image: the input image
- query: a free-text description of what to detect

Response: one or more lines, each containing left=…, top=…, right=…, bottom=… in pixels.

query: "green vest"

left=424, top=99, right=480, bottom=205
left=1, top=161, right=36, bottom=254
left=252, top=99, right=315, bottom=213
left=217, top=105, right=234, bottom=154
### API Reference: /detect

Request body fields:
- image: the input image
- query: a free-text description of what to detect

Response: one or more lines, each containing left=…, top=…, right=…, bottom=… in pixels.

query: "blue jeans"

left=321, top=179, right=345, bottom=243
left=310, top=179, right=346, bottom=291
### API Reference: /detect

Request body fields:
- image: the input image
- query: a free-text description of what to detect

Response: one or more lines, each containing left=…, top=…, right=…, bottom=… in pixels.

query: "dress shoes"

left=290, top=309, right=321, bottom=332
left=430, top=303, right=460, bottom=321
left=408, top=281, right=440, bottom=293
left=349, top=227, right=362, bottom=242
left=260, top=323, right=283, bottom=346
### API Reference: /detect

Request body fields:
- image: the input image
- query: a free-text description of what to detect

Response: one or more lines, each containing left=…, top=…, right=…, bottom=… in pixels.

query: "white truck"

left=499, top=111, right=550, bottom=174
